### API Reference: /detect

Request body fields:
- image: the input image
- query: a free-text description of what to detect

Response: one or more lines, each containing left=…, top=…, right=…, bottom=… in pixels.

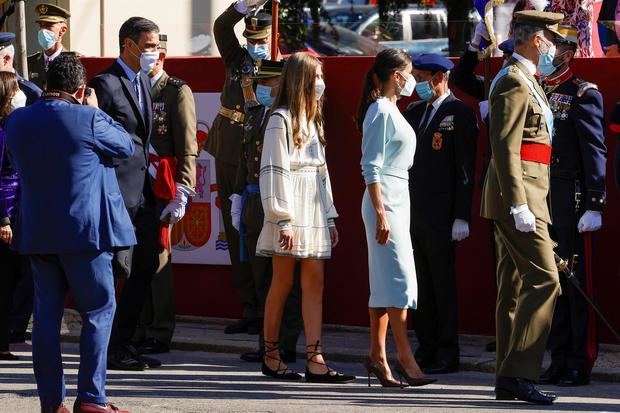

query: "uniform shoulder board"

left=167, top=76, right=186, bottom=88
left=27, top=51, right=42, bottom=60
left=573, top=78, right=598, bottom=98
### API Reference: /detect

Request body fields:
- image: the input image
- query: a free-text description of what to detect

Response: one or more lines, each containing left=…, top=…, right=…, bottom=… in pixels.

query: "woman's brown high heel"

left=363, top=358, right=408, bottom=388
left=394, top=360, right=437, bottom=387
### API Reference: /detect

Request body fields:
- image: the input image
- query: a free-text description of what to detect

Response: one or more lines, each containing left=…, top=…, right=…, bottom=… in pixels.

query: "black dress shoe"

left=485, top=341, right=496, bottom=352
left=224, top=318, right=252, bottom=334
left=0, top=352, right=19, bottom=361
left=495, top=376, right=556, bottom=405
left=539, top=364, right=565, bottom=385
left=139, top=354, right=162, bottom=368
left=240, top=350, right=264, bottom=363
left=422, top=359, right=458, bottom=375
left=558, top=369, right=590, bottom=386
left=247, top=318, right=263, bottom=335
left=107, top=354, right=145, bottom=371
left=138, top=338, right=170, bottom=354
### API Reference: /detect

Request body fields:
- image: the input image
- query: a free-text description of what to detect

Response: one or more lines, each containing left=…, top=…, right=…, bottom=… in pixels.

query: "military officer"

left=229, top=59, right=302, bottom=363
left=538, top=25, right=607, bottom=387
left=210, top=0, right=272, bottom=335
left=28, top=3, right=72, bottom=90
left=480, top=11, right=565, bottom=405
left=0, top=32, right=42, bottom=105
left=133, top=34, right=198, bottom=355
left=403, top=54, right=478, bottom=375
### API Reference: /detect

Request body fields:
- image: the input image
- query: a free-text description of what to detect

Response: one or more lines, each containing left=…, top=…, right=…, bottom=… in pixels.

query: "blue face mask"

left=247, top=43, right=269, bottom=61
left=536, top=39, right=557, bottom=78
left=38, top=29, right=57, bottom=50
left=256, top=84, right=274, bottom=107
left=415, top=80, right=434, bottom=101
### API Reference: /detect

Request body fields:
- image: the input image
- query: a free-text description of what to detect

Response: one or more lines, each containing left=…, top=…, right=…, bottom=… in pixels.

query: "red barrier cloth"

left=150, top=155, right=178, bottom=250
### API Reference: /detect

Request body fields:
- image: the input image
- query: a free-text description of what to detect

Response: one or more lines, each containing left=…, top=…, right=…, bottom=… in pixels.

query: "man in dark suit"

left=6, top=54, right=132, bottom=413
left=404, top=53, right=478, bottom=375
left=89, top=16, right=161, bottom=372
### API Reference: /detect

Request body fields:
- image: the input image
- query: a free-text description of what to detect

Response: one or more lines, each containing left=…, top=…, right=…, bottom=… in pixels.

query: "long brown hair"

left=0, top=71, right=19, bottom=123
left=356, top=49, right=411, bottom=132
left=272, top=52, right=325, bottom=148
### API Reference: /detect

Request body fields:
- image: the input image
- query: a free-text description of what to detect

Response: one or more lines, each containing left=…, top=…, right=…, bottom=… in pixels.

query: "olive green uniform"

left=481, top=57, right=561, bottom=381
left=207, top=4, right=258, bottom=321
left=134, top=71, right=198, bottom=347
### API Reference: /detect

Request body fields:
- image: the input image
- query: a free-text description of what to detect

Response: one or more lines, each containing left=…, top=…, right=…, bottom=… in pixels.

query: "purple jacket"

left=0, top=126, right=19, bottom=225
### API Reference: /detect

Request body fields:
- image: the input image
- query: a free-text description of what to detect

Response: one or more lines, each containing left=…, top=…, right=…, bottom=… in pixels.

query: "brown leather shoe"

left=73, top=401, right=129, bottom=413
left=41, top=405, right=70, bottom=413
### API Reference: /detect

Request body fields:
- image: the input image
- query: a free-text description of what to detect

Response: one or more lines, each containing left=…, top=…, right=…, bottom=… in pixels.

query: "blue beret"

left=498, top=39, right=514, bottom=54
left=0, top=32, right=15, bottom=50
left=412, top=53, right=454, bottom=72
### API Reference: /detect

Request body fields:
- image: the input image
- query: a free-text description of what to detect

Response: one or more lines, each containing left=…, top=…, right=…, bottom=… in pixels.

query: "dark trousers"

left=243, top=193, right=302, bottom=352
left=547, top=226, right=597, bottom=372
left=411, top=214, right=459, bottom=366
left=0, top=241, right=24, bottom=351
left=9, top=255, right=33, bottom=339
left=216, top=162, right=257, bottom=320
left=109, top=205, right=161, bottom=354
left=135, top=247, right=176, bottom=347
left=31, top=250, right=115, bottom=407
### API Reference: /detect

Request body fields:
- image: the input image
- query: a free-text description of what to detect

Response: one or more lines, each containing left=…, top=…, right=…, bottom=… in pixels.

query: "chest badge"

left=432, top=132, right=443, bottom=151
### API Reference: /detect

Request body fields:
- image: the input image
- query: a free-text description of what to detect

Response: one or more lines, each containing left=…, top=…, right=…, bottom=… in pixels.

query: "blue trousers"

left=30, top=250, right=116, bottom=408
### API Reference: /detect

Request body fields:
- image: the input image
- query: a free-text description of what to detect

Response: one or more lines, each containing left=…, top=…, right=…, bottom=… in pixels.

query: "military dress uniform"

left=27, top=3, right=72, bottom=90
left=404, top=55, right=478, bottom=373
left=540, top=27, right=607, bottom=385
left=481, top=12, right=563, bottom=389
left=209, top=3, right=272, bottom=330
left=134, top=64, right=198, bottom=352
left=232, top=61, right=302, bottom=358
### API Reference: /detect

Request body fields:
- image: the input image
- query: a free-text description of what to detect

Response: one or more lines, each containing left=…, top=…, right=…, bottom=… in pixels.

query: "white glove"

left=230, top=193, right=242, bottom=231
left=160, top=183, right=195, bottom=225
left=451, top=219, right=470, bottom=241
left=511, top=204, right=536, bottom=233
left=577, top=210, right=602, bottom=233
left=235, top=0, right=269, bottom=14
left=479, top=100, right=489, bottom=121
left=471, top=21, right=490, bottom=48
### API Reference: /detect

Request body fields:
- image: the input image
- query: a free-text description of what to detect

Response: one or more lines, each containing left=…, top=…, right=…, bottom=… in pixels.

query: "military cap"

left=158, top=33, right=168, bottom=50
left=412, top=53, right=454, bottom=72
left=498, top=39, right=514, bottom=55
left=35, top=3, right=70, bottom=23
left=243, top=12, right=272, bottom=39
left=513, top=10, right=564, bottom=38
left=0, top=32, right=15, bottom=51
left=251, top=59, right=284, bottom=79
left=556, top=25, right=578, bottom=46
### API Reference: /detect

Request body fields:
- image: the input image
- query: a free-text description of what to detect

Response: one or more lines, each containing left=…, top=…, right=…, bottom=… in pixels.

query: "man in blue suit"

left=6, top=54, right=134, bottom=413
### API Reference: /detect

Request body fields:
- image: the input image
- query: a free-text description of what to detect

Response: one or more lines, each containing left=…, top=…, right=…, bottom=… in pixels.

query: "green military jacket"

left=234, top=104, right=268, bottom=194
left=150, top=71, right=198, bottom=189
left=481, top=57, right=553, bottom=224
left=27, top=47, right=72, bottom=90
left=206, top=3, right=255, bottom=166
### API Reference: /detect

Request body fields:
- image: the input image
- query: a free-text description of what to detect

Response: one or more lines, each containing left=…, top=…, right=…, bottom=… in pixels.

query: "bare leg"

left=387, top=307, right=424, bottom=378
left=369, top=307, right=395, bottom=380
left=263, top=255, right=296, bottom=371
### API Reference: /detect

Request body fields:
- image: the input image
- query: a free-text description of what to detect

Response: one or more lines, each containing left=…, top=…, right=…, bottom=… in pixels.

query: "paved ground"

left=1, top=342, right=620, bottom=413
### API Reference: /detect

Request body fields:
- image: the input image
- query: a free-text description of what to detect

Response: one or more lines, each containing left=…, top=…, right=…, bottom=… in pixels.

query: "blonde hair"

left=272, top=52, right=325, bottom=148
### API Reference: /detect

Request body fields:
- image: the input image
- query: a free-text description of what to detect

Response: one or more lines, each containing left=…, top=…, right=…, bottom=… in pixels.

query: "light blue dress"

left=361, top=98, right=417, bottom=309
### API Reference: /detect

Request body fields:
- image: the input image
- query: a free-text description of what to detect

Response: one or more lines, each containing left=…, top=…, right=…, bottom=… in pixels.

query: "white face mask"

left=140, top=51, right=159, bottom=74
left=315, top=78, right=326, bottom=100
left=398, top=72, right=416, bottom=97
left=10, top=89, right=27, bottom=111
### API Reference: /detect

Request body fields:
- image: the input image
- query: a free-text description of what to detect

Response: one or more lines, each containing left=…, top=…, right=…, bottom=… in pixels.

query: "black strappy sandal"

left=261, top=340, right=302, bottom=381
left=305, top=341, right=356, bottom=384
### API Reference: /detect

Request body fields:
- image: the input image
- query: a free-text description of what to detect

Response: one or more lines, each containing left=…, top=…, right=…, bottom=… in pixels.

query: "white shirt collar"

left=150, top=70, right=165, bottom=88
left=512, top=52, right=537, bottom=75
left=44, top=46, right=63, bottom=64
left=431, top=89, right=451, bottom=111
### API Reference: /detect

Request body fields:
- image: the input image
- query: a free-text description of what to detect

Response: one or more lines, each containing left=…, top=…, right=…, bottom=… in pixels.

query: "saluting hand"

left=375, top=211, right=390, bottom=245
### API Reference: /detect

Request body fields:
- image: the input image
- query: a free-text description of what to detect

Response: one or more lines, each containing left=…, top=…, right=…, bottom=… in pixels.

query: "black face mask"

left=552, top=50, right=571, bottom=69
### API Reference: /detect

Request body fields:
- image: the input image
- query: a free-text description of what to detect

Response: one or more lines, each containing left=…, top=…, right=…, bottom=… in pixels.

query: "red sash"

left=150, top=155, right=177, bottom=250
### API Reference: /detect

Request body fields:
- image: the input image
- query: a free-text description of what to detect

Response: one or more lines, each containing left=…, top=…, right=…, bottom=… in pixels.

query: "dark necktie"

left=419, top=104, right=433, bottom=133
left=133, top=76, right=144, bottom=118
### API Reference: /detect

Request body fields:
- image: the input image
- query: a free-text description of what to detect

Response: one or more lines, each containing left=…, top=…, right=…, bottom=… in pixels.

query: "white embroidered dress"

left=256, top=109, right=338, bottom=259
